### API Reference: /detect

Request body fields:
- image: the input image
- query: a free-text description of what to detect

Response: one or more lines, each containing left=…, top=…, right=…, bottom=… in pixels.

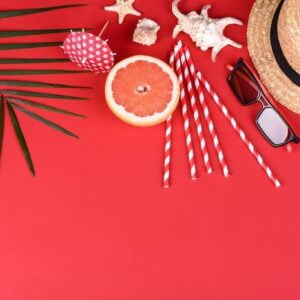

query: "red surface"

left=1, top=1, right=300, bottom=299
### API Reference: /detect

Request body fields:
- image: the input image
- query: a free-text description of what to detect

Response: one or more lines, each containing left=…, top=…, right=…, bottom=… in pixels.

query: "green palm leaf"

left=1, top=89, right=88, bottom=100
left=0, top=80, right=91, bottom=89
left=0, top=70, right=88, bottom=75
left=7, top=102, right=35, bottom=175
left=0, top=3, right=92, bottom=175
left=0, top=41, right=62, bottom=50
left=0, top=28, right=90, bottom=38
left=7, top=97, right=85, bottom=117
left=0, top=96, right=4, bottom=158
left=0, top=58, right=69, bottom=64
left=0, top=4, right=87, bottom=19
left=11, top=103, right=79, bottom=139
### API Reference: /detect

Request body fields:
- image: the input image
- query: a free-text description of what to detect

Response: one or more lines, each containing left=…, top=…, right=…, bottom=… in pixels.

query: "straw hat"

left=247, top=0, right=300, bottom=113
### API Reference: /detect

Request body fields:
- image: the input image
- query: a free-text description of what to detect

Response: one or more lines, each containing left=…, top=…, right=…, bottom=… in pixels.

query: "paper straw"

left=178, top=42, right=229, bottom=177
left=170, top=52, right=197, bottom=180
left=173, top=44, right=213, bottom=174
left=197, top=71, right=281, bottom=188
left=163, top=115, right=172, bottom=188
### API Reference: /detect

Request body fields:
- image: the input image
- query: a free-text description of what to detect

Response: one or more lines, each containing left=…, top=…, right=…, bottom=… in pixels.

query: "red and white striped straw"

left=163, top=115, right=172, bottom=188
left=173, top=43, right=213, bottom=174
left=178, top=42, right=229, bottom=177
left=170, top=52, right=197, bottom=180
left=196, top=71, right=281, bottom=188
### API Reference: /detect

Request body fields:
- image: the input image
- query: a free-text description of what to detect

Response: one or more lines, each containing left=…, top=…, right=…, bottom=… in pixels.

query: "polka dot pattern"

left=63, top=32, right=115, bottom=74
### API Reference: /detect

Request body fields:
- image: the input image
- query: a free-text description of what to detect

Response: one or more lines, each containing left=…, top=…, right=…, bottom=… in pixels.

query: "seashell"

left=172, top=0, right=243, bottom=61
left=133, top=18, right=160, bottom=46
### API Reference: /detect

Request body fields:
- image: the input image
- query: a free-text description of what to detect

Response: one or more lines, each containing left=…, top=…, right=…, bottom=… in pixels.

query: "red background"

left=1, top=0, right=300, bottom=299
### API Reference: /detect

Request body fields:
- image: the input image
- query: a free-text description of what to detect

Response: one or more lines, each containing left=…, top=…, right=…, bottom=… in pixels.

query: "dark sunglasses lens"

left=230, top=67, right=259, bottom=105
left=257, top=107, right=290, bottom=146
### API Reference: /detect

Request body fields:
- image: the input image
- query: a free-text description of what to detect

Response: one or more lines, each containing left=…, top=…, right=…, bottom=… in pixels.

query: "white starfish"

left=104, top=0, right=141, bottom=24
left=172, top=0, right=243, bottom=61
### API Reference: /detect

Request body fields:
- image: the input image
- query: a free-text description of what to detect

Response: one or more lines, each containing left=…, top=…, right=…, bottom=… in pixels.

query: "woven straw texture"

left=247, top=0, right=300, bottom=114
left=278, top=0, right=300, bottom=73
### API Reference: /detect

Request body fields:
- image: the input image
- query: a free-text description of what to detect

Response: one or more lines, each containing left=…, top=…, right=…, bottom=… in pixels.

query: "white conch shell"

left=133, top=18, right=160, bottom=46
left=172, top=0, right=243, bottom=61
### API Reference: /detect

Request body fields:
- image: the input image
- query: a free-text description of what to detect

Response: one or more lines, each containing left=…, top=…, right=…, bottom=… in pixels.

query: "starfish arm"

left=104, top=4, right=118, bottom=12
left=118, top=8, right=140, bottom=23
left=118, top=12, right=126, bottom=24
left=130, top=8, right=141, bottom=17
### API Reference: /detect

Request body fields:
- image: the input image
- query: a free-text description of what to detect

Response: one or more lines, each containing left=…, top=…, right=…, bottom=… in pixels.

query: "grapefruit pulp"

left=105, top=55, right=180, bottom=127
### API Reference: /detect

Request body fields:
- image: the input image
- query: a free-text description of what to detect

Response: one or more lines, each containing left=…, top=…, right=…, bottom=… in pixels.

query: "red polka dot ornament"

left=61, top=22, right=115, bottom=74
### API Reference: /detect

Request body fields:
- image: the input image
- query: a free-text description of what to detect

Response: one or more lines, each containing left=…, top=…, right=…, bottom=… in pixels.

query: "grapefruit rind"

left=105, top=55, right=180, bottom=127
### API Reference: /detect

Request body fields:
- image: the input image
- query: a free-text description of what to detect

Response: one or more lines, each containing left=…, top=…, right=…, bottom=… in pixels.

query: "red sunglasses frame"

left=227, top=58, right=299, bottom=147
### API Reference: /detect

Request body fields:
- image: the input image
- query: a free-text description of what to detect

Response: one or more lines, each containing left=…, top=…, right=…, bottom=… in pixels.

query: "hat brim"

left=247, top=0, right=300, bottom=114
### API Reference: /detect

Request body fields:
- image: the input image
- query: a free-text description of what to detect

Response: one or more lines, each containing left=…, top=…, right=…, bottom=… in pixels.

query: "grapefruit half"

left=105, top=55, right=180, bottom=127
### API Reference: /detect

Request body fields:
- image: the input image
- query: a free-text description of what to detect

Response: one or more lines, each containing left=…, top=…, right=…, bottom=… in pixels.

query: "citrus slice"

left=105, top=55, right=180, bottom=127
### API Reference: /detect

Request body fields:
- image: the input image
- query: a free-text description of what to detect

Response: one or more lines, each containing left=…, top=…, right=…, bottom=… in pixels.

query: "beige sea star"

left=104, top=0, right=141, bottom=24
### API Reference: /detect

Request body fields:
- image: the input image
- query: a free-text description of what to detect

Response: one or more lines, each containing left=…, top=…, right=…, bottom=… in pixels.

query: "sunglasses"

left=228, top=58, right=299, bottom=147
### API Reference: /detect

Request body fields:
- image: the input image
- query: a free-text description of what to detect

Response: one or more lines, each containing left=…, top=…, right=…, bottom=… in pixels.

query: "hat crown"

left=278, top=0, right=300, bottom=73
